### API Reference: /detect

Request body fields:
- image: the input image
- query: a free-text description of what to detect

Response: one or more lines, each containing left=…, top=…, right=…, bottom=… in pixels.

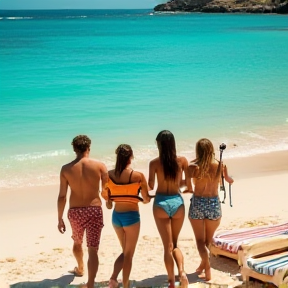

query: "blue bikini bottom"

left=112, top=210, right=140, bottom=227
left=153, top=193, right=184, bottom=218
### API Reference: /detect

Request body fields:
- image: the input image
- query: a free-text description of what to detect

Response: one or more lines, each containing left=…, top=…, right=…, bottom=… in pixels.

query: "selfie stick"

left=219, top=143, right=226, bottom=204
left=229, top=183, right=233, bottom=207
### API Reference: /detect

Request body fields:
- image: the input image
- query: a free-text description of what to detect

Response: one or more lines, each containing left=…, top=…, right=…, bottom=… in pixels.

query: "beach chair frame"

left=238, top=235, right=288, bottom=287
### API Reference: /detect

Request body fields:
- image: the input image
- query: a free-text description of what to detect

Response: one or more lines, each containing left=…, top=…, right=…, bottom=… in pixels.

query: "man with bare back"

left=57, top=135, right=108, bottom=288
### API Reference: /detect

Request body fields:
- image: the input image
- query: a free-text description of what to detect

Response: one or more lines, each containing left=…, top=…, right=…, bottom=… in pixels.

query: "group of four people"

left=57, top=130, right=234, bottom=288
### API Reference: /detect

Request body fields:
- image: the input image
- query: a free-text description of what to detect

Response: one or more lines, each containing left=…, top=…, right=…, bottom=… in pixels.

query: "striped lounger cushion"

left=247, top=251, right=288, bottom=276
left=212, top=223, right=288, bottom=254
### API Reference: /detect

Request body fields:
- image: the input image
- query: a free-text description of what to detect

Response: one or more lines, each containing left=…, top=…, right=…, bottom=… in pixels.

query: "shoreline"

left=1, top=150, right=288, bottom=287
left=1, top=149, right=288, bottom=193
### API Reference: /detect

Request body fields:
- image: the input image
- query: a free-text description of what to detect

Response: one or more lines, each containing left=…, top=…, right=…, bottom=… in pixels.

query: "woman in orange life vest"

left=102, top=144, right=150, bottom=288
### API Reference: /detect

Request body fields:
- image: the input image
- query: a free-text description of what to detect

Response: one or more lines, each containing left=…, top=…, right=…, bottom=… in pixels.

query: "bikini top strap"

left=128, top=170, right=133, bottom=184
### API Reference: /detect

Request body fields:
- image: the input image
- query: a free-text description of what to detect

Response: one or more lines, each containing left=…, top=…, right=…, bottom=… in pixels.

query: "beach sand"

left=0, top=150, right=287, bottom=288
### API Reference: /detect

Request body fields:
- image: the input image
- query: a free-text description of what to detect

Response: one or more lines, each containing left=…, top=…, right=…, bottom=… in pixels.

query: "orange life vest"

left=101, top=178, right=143, bottom=203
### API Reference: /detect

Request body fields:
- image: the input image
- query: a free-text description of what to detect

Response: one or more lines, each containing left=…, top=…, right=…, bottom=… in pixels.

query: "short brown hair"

left=71, top=135, right=91, bottom=153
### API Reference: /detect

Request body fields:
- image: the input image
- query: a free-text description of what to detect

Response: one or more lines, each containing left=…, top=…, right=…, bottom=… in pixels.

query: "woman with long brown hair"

left=188, top=138, right=234, bottom=281
left=148, top=130, right=192, bottom=288
left=102, top=144, right=150, bottom=288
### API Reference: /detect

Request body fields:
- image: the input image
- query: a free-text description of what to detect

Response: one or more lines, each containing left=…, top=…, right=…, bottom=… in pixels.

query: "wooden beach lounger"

left=238, top=235, right=288, bottom=287
left=210, top=222, right=288, bottom=261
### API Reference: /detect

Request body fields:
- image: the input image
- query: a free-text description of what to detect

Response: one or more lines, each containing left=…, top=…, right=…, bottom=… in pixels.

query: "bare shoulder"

left=149, top=157, right=159, bottom=164
left=178, top=155, right=188, bottom=163
left=108, top=169, right=115, bottom=177
left=211, top=161, right=220, bottom=169
left=61, top=160, right=74, bottom=172
left=149, top=157, right=160, bottom=167
left=89, top=158, right=107, bottom=168
left=131, top=170, right=144, bottom=182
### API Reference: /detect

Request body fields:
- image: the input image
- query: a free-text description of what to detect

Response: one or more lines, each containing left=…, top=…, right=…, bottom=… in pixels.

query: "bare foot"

left=195, top=261, right=205, bottom=274
left=109, top=278, right=119, bottom=288
left=197, top=267, right=211, bottom=281
left=68, top=266, right=84, bottom=277
left=205, top=267, right=211, bottom=281
left=180, top=272, right=189, bottom=288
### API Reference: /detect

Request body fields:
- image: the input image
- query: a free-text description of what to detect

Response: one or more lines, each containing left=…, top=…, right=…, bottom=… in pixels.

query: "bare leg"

left=110, top=253, right=124, bottom=280
left=72, top=243, right=84, bottom=275
left=189, top=218, right=220, bottom=281
left=189, top=219, right=210, bottom=279
left=86, top=247, right=99, bottom=288
left=171, top=206, right=188, bottom=288
left=109, top=226, right=125, bottom=287
left=153, top=206, right=175, bottom=287
left=202, top=218, right=221, bottom=281
left=204, top=218, right=221, bottom=249
left=122, top=222, right=140, bottom=288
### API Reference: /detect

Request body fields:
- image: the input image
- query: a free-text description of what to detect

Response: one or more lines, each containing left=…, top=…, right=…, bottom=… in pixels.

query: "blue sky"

left=0, top=0, right=165, bottom=10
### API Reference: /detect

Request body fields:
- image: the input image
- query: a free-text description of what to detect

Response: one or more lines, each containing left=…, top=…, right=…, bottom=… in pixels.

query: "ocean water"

left=0, top=9, right=288, bottom=189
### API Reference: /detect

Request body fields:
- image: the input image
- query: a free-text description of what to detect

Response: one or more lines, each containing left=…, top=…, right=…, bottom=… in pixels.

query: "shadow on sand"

left=134, top=272, right=205, bottom=287
left=10, top=274, right=75, bottom=288
left=210, top=255, right=240, bottom=276
left=10, top=270, right=237, bottom=288
left=9, top=272, right=207, bottom=288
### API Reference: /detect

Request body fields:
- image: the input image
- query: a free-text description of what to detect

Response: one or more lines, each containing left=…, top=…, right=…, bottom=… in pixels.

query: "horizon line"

left=0, top=8, right=154, bottom=11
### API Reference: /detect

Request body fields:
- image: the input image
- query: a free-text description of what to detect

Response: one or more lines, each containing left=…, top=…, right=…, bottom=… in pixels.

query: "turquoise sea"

left=0, top=9, right=288, bottom=189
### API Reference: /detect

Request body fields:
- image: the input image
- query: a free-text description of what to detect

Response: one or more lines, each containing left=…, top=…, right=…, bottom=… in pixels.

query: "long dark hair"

left=115, top=144, right=133, bottom=177
left=156, top=130, right=179, bottom=180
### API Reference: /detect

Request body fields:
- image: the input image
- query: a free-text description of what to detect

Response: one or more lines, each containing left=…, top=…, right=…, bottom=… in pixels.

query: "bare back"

left=189, top=162, right=221, bottom=197
left=61, top=157, right=108, bottom=208
left=149, top=156, right=188, bottom=194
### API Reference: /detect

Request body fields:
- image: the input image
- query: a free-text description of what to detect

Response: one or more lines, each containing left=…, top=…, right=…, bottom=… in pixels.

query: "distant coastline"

left=154, top=0, right=288, bottom=14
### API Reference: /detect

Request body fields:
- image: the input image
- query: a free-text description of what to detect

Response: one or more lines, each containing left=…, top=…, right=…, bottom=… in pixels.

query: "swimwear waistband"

left=69, top=206, right=102, bottom=210
left=155, top=193, right=181, bottom=198
left=192, top=195, right=219, bottom=199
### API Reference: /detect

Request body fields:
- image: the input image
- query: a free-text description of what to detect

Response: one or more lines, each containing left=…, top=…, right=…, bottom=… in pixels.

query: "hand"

left=58, top=219, right=66, bottom=234
left=106, top=200, right=113, bottom=210
left=143, top=197, right=151, bottom=204
left=182, top=190, right=193, bottom=194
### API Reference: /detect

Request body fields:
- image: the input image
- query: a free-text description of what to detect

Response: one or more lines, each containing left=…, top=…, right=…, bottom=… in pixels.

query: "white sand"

left=0, top=150, right=287, bottom=287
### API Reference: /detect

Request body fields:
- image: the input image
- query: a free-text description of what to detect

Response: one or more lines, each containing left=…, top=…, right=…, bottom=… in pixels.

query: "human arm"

left=148, top=160, right=156, bottom=191
left=183, top=163, right=197, bottom=193
left=101, top=167, right=113, bottom=209
left=106, top=198, right=113, bottom=209
left=100, top=162, right=108, bottom=193
left=182, top=157, right=193, bottom=193
left=139, top=173, right=151, bottom=204
left=57, top=167, right=68, bottom=234
left=223, top=164, right=234, bottom=184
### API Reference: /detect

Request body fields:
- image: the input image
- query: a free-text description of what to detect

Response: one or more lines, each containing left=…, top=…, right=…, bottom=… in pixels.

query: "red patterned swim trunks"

left=68, top=206, right=104, bottom=249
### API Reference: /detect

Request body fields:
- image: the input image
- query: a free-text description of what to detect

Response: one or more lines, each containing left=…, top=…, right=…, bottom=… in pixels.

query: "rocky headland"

left=154, top=0, right=288, bottom=13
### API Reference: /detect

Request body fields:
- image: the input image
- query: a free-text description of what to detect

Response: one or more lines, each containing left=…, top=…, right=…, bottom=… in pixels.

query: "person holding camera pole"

left=187, top=138, right=234, bottom=281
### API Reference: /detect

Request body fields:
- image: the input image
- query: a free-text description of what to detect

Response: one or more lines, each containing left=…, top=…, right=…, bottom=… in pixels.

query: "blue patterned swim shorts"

left=188, top=195, right=222, bottom=220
